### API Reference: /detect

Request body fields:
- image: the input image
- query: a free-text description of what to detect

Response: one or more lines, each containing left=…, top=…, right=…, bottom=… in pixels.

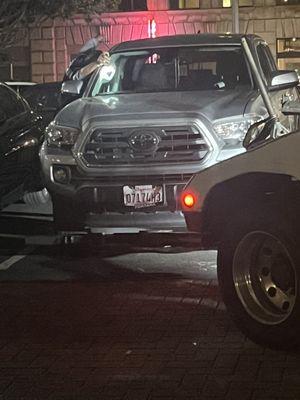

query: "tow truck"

left=181, top=38, right=300, bottom=349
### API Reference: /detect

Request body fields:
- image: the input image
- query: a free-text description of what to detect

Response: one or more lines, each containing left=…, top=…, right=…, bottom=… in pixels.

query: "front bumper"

left=82, top=210, right=187, bottom=233
left=40, top=144, right=193, bottom=232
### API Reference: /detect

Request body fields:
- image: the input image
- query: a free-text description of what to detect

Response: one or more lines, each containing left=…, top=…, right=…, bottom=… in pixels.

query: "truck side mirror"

left=282, top=100, right=300, bottom=115
left=269, top=70, right=299, bottom=92
left=243, top=117, right=277, bottom=150
left=61, top=80, right=83, bottom=95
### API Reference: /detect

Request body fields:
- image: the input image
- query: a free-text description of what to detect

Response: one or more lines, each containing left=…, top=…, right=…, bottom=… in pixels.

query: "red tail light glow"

left=183, top=193, right=196, bottom=208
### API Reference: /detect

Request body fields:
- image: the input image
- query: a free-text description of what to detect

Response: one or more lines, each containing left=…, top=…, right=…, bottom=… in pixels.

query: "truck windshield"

left=89, top=46, right=251, bottom=96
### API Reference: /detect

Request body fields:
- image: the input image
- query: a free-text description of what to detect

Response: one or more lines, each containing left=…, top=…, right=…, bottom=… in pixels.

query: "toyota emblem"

left=129, top=130, right=160, bottom=152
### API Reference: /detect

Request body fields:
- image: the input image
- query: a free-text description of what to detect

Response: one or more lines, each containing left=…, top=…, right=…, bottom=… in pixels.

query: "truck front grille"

left=81, top=124, right=210, bottom=166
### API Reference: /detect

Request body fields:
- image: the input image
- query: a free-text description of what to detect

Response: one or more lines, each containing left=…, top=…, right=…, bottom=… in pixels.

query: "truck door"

left=255, top=41, right=300, bottom=133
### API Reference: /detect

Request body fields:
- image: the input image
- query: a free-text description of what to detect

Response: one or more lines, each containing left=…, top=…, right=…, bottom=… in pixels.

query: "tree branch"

left=0, top=0, right=120, bottom=49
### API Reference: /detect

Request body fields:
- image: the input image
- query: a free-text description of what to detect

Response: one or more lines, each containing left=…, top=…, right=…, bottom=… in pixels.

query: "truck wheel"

left=218, top=219, right=300, bottom=349
left=52, top=194, right=85, bottom=232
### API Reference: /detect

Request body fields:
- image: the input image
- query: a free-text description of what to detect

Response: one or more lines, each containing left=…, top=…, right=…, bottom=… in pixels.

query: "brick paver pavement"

left=1, top=265, right=300, bottom=400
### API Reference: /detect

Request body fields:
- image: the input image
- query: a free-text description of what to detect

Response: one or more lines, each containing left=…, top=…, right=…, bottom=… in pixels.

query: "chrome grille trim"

left=81, top=124, right=210, bottom=166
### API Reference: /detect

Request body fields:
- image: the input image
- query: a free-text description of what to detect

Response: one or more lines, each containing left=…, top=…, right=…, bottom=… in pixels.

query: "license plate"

left=123, top=185, right=164, bottom=208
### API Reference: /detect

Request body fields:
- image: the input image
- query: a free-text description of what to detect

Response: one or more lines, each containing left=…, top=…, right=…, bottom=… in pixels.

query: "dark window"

left=222, top=0, right=253, bottom=6
left=276, top=0, right=300, bottom=4
left=277, top=38, right=300, bottom=74
left=171, top=0, right=253, bottom=8
left=0, top=86, right=26, bottom=119
left=23, top=82, right=62, bottom=111
left=119, top=0, right=147, bottom=10
left=257, top=43, right=277, bottom=82
left=90, top=46, right=251, bottom=96
left=170, top=0, right=200, bottom=9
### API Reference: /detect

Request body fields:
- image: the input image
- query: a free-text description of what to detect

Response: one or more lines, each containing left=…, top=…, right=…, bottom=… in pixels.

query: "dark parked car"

left=5, top=81, right=36, bottom=96
left=20, top=50, right=103, bottom=127
left=0, top=82, right=44, bottom=209
left=22, top=81, right=63, bottom=126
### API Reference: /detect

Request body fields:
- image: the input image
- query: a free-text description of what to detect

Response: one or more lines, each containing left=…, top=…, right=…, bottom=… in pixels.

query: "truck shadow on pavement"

left=39, top=233, right=216, bottom=282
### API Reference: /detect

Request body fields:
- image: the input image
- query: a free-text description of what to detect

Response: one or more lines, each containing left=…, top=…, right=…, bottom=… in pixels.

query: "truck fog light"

left=182, top=193, right=195, bottom=208
left=53, top=166, right=70, bottom=184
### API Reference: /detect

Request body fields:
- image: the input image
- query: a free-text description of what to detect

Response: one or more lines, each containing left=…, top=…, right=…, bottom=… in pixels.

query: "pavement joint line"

left=0, top=245, right=37, bottom=271
left=0, top=233, right=58, bottom=246
left=0, top=233, right=28, bottom=240
left=0, top=212, right=53, bottom=221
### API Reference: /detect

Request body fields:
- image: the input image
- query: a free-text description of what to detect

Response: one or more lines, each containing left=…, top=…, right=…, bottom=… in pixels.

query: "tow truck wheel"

left=218, top=219, right=300, bottom=350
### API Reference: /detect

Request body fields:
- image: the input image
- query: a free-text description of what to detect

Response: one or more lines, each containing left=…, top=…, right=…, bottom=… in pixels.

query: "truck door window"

left=257, top=43, right=277, bottom=83
left=89, top=47, right=251, bottom=96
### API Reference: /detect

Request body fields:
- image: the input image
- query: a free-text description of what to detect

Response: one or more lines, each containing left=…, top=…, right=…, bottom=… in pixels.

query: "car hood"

left=56, top=90, right=257, bottom=128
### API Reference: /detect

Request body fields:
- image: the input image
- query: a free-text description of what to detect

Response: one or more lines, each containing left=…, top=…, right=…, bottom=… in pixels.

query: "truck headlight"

left=45, top=123, right=79, bottom=148
left=213, top=115, right=262, bottom=145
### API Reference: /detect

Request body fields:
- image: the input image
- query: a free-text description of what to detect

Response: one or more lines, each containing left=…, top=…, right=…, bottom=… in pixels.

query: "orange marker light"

left=183, top=193, right=195, bottom=208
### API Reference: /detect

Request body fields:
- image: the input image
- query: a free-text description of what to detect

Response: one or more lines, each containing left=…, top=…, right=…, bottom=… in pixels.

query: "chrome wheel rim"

left=232, top=231, right=297, bottom=325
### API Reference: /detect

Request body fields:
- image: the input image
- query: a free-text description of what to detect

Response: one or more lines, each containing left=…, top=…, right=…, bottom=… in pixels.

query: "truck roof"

left=111, top=33, right=261, bottom=53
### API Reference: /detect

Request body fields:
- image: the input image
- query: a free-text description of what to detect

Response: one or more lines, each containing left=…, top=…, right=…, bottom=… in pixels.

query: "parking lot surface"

left=0, top=214, right=300, bottom=400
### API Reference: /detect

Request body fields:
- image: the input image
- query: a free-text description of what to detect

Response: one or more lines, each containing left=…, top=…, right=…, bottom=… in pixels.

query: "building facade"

left=2, top=0, right=300, bottom=83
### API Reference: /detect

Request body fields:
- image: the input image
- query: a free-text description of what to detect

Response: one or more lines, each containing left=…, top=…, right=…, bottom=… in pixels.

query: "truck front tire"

left=218, top=217, right=300, bottom=350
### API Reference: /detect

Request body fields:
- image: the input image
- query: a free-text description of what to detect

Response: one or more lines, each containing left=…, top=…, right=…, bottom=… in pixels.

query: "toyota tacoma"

left=40, top=33, right=300, bottom=236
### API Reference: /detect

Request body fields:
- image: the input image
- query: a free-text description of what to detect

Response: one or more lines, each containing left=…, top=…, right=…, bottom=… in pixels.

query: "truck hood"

left=56, top=90, right=257, bottom=128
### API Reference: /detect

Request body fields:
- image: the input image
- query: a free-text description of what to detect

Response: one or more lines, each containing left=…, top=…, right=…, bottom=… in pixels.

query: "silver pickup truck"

left=40, top=33, right=299, bottom=235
